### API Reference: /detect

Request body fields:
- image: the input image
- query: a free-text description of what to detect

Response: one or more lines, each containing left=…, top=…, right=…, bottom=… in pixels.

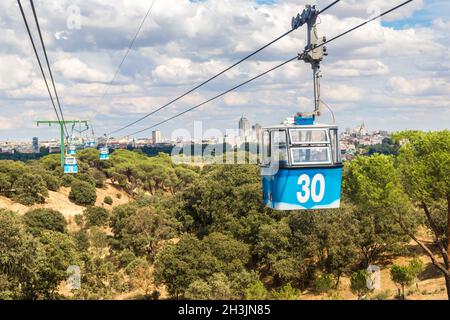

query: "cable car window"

left=290, top=147, right=331, bottom=165
left=261, top=130, right=270, bottom=165
left=329, top=129, right=342, bottom=163
left=271, top=130, right=288, bottom=165
left=289, top=129, right=329, bottom=144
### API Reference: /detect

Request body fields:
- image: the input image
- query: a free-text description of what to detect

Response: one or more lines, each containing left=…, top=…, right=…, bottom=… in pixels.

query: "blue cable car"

left=260, top=115, right=342, bottom=210
left=99, top=147, right=109, bottom=160
left=68, top=145, right=77, bottom=155
left=64, top=155, right=78, bottom=174
left=259, top=4, right=343, bottom=210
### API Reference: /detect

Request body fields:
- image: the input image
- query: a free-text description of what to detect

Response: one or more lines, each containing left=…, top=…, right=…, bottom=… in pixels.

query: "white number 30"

left=297, top=174, right=325, bottom=203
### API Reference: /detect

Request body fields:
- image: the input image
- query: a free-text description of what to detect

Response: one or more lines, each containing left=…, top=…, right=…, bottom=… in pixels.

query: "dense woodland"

left=0, top=130, right=448, bottom=300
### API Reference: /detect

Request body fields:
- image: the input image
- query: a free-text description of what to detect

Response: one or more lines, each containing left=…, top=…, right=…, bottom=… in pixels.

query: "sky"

left=0, top=0, right=449, bottom=141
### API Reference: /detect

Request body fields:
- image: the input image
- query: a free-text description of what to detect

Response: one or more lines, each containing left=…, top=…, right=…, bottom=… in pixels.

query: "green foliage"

left=390, top=259, right=425, bottom=299
left=314, top=273, right=335, bottom=293
left=13, top=173, right=49, bottom=205
left=69, top=180, right=97, bottom=206
left=23, top=209, right=67, bottom=235
left=0, top=172, right=12, bottom=196
left=104, top=196, right=113, bottom=205
left=40, top=173, right=61, bottom=192
left=271, top=283, right=300, bottom=300
left=244, top=280, right=268, bottom=300
left=154, top=233, right=250, bottom=298
left=350, top=269, right=371, bottom=300
left=111, top=206, right=177, bottom=260
left=343, top=155, right=413, bottom=265
left=84, top=206, right=109, bottom=227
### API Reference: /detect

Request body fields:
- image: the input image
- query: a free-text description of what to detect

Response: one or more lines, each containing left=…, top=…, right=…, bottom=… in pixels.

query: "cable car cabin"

left=68, top=145, right=77, bottom=155
left=260, top=118, right=343, bottom=210
left=64, top=156, right=78, bottom=174
left=99, top=147, right=109, bottom=160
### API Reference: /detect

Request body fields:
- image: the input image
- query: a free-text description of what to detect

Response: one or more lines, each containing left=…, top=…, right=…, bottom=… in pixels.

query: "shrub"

left=314, top=273, right=335, bottom=293
left=84, top=206, right=109, bottom=227
left=244, top=280, right=267, bottom=300
left=23, top=208, right=67, bottom=235
left=69, top=180, right=97, bottom=206
left=104, top=196, right=113, bottom=205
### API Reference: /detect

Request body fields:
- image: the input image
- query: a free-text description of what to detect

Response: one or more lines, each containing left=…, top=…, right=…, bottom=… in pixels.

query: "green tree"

left=84, top=206, right=109, bottom=227
left=390, top=265, right=415, bottom=300
left=350, top=269, right=371, bottom=300
left=69, top=180, right=97, bottom=206
left=23, top=209, right=67, bottom=236
left=0, top=210, right=37, bottom=299
left=394, top=130, right=450, bottom=299
left=343, top=154, right=413, bottom=265
left=13, top=173, right=49, bottom=205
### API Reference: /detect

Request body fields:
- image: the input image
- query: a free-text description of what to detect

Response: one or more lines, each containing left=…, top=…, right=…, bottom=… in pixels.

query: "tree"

left=69, top=180, right=97, bottom=206
left=394, top=130, right=450, bottom=299
left=13, top=173, right=48, bottom=205
left=23, top=208, right=67, bottom=236
left=343, top=154, right=414, bottom=265
left=0, top=210, right=37, bottom=299
left=350, top=269, right=372, bottom=300
left=154, top=235, right=221, bottom=298
left=0, top=172, right=12, bottom=196
left=27, top=231, right=81, bottom=299
left=84, top=206, right=109, bottom=227
left=126, top=257, right=154, bottom=298
left=390, top=265, right=415, bottom=300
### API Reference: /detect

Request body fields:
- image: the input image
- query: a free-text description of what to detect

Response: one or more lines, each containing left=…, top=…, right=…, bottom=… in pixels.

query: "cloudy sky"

left=0, top=0, right=449, bottom=141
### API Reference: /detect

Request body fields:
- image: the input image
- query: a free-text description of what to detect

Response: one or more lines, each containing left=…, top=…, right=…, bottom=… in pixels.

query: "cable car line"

left=96, top=0, right=157, bottom=110
left=107, top=0, right=341, bottom=136
left=120, top=0, right=414, bottom=138
left=17, top=0, right=64, bottom=133
left=29, top=0, right=70, bottom=140
left=125, top=57, right=298, bottom=137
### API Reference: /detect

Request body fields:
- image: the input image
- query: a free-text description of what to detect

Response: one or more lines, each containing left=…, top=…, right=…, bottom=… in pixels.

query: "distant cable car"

left=68, top=145, right=77, bottom=155
left=99, top=146, right=109, bottom=160
left=259, top=5, right=342, bottom=210
left=64, top=155, right=78, bottom=174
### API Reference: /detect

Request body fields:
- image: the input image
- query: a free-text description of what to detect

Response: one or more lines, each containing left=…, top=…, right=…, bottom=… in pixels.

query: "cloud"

left=0, top=0, right=448, bottom=139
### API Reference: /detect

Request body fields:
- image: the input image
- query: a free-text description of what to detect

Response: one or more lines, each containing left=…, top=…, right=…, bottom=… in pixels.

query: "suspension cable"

left=17, top=0, right=63, bottom=131
left=29, top=0, right=69, bottom=141
left=122, top=0, right=415, bottom=138
left=107, top=0, right=341, bottom=135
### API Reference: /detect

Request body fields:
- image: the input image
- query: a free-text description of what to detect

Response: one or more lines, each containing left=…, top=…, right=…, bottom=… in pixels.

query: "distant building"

left=32, top=137, right=39, bottom=153
left=239, top=116, right=251, bottom=142
left=252, top=123, right=262, bottom=142
left=152, top=130, right=162, bottom=145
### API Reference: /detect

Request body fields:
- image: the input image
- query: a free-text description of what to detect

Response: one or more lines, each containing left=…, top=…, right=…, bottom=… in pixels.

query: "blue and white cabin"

left=64, top=156, right=78, bottom=174
left=260, top=117, right=343, bottom=210
left=99, top=147, right=109, bottom=160
left=68, top=145, right=77, bottom=155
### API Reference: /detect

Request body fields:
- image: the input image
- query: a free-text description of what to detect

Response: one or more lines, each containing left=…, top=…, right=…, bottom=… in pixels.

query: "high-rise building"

left=252, top=123, right=262, bottom=142
left=239, top=116, right=251, bottom=142
left=152, top=130, right=162, bottom=145
left=32, top=137, right=39, bottom=153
